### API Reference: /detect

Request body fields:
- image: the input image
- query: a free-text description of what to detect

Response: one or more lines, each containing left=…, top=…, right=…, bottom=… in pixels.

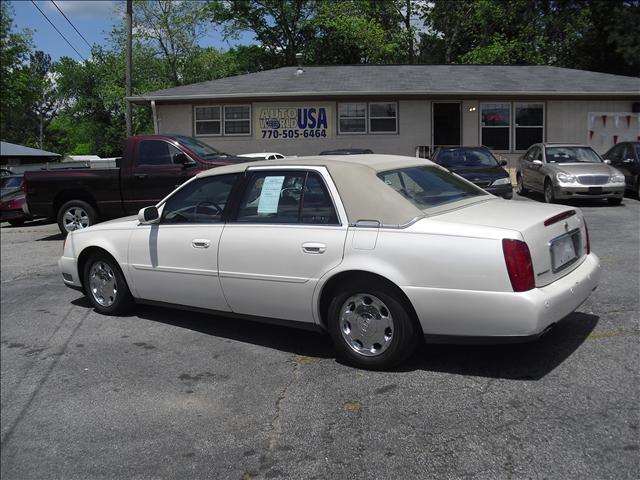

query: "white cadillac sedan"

left=59, top=155, right=600, bottom=369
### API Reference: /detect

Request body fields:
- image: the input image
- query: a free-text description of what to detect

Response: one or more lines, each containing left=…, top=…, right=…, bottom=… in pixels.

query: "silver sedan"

left=516, top=143, right=626, bottom=205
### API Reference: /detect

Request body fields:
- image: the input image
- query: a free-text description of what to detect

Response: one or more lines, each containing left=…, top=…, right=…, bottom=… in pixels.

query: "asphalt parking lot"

left=1, top=193, right=638, bottom=480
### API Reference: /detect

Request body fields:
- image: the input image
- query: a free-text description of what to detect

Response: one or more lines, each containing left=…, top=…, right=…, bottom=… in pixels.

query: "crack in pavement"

left=0, top=307, right=91, bottom=448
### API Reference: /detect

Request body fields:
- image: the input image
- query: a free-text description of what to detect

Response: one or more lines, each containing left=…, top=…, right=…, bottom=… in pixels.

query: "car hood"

left=446, top=165, right=509, bottom=182
left=80, top=215, right=139, bottom=232
left=546, top=162, right=618, bottom=176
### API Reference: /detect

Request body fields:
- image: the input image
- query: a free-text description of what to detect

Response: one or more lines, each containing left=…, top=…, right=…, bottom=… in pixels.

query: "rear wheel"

left=607, top=197, right=622, bottom=206
left=83, top=253, right=134, bottom=315
left=57, top=200, right=98, bottom=235
left=516, top=173, right=528, bottom=195
left=544, top=179, right=555, bottom=203
left=327, top=279, right=420, bottom=370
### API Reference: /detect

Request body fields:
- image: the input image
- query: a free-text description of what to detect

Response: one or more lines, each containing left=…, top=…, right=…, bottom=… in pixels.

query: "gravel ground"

left=1, top=193, right=638, bottom=480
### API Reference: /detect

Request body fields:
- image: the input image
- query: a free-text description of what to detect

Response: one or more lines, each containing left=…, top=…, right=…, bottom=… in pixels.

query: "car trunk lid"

left=431, top=199, right=587, bottom=287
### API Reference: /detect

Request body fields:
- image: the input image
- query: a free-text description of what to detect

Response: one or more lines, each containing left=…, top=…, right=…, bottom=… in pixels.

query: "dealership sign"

left=256, top=106, right=331, bottom=140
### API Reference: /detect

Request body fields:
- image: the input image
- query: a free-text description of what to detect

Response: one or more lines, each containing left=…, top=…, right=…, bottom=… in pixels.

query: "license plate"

left=550, top=233, right=578, bottom=272
left=588, top=187, right=603, bottom=194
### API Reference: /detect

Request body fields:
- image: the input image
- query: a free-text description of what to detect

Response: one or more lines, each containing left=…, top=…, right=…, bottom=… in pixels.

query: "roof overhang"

left=127, top=90, right=640, bottom=104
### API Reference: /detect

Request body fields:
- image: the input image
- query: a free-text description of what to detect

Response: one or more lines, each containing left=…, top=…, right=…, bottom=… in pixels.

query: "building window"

left=514, top=103, right=544, bottom=151
left=338, top=103, right=366, bottom=134
left=369, top=102, right=397, bottom=133
left=194, top=106, right=221, bottom=136
left=224, top=105, right=251, bottom=136
left=481, top=103, right=510, bottom=151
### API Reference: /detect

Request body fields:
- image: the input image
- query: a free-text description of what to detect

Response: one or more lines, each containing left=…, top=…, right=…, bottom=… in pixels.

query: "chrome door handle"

left=302, top=242, right=326, bottom=254
left=192, top=239, right=211, bottom=249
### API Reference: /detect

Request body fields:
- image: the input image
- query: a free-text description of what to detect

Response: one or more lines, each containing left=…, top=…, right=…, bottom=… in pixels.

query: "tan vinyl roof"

left=198, top=154, right=430, bottom=226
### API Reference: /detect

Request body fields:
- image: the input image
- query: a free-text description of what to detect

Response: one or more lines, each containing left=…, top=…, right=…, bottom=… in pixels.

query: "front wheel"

left=516, top=173, right=528, bottom=195
left=544, top=179, right=556, bottom=203
left=57, top=200, right=98, bottom=235
left=327, top=281, right=420, bottom=370
left=83, top=253, right=134, bottom=315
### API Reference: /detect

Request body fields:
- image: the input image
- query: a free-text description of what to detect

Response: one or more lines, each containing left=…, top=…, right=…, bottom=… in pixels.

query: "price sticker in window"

left=257, top=176, right=285, bottom=214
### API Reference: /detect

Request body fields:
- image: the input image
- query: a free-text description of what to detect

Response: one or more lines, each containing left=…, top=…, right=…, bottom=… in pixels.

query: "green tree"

left=0, top=2, right=34, bottom=144
left=206, top=0, right=317, bottom=66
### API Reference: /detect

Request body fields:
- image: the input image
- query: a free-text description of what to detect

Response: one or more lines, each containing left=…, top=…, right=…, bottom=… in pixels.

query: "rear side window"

left=138, top=140, right=182, bottom=166
left=378, top=166, right=485, bottom=209
left=162, top=174, right=239, bottom=223
left=236, top=171, right=338, bottom=225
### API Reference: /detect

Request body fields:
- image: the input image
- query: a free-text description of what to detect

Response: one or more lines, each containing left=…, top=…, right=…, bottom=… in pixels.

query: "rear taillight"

left=502, top=239, right=535, bottom=292
left=584, top=220, right=590, bottom=255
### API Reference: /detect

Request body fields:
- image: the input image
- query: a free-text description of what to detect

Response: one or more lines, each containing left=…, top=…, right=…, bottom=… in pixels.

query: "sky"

left=9, top=0, right=253, bottom=62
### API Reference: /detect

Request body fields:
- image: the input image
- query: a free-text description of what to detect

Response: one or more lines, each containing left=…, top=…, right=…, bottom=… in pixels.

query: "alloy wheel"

left=339, top=293, right=394, bottom=357
left=88, top=261, right=117, bottom=307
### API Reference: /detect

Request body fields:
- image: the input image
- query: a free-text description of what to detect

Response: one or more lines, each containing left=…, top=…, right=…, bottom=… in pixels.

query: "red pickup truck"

left=25, top=134, right=248, bottom=234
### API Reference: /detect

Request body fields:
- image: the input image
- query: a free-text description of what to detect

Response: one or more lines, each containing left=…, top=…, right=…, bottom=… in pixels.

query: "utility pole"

left=125, top=0, right=133, bottom=137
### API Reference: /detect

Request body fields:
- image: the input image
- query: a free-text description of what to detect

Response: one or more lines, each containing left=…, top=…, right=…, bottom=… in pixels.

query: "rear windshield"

left=545, top=147, right=602, bottom=164
left=1, top=176, right=23, bottom=189
left=436, top=148, right=499, bottom=168
left=378, top=166, right=486, bottom=209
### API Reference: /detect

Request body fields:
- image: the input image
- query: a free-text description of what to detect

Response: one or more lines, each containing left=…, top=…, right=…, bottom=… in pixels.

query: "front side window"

left=369, top=103, right=397, bottom=133
left=138, top=140, right=182, bottom=166
left=515, top=103, right=544, bottom=151
left=481, top=103, right=510, bottom=151
left=379, top=166, right=486, bottom=209
left=194, top=106, right=221, bottom=136
left=237, top=171, right=338, bottom=224
left=224, top=105, right=251, bottom=135
left=545, top=147, right=602, bottom=164
left=162, top=174, right=239, bottom=223
left=338, top=103, right=366, bottom=134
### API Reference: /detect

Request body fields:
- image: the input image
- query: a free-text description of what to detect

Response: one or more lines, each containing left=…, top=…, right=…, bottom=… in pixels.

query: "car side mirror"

left=499, top=159, right=507, bottom=166
left=174, top=152, right=196, bottom=167
left=532, top=160, right=543, bottom=165
left=604, top=159, right=612, bottom=164
left=138, top=206, right=159, bottom=224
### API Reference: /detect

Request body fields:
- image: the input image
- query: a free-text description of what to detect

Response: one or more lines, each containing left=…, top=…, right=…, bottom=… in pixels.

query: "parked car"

left=516, top=143, right=626, bottom=205
left=602, top=141, right=640, bottom=197
left=59, top=154, right=599, bottom=369
left=25, top=135, right=248, bottom=234
left=431, top=146, right=512, bottom=199
left=239, top=152, right=286, bottom=160
left=319, top=148, right=374, bottom=155
left=0, top=191, right=32, bottom=226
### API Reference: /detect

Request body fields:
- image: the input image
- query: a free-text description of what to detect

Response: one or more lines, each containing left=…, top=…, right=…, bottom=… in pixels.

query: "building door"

left=433, top=102, right=461, bottom=148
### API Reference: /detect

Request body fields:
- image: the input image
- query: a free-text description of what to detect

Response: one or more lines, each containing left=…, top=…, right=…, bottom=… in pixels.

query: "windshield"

left=1, top=176, right=23, bottom=189
left=378, top=166, right=486, bottom=209
left=545, top=147, right=602, bottom=164
left=436, top=148, right=499, bottom=168
left=171, top=135, right=226, bottom=158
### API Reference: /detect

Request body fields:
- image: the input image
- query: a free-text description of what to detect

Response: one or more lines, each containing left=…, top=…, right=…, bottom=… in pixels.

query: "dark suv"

left=431, top=146, right=513, bottom=199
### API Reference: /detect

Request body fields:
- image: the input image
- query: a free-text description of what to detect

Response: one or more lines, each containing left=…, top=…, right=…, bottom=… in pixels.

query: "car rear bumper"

left=403, top=253, right=600, bottom=340
left=554, top=184, right=625, bottom=200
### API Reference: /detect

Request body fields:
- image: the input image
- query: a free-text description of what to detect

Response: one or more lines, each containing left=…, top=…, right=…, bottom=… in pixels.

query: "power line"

left=30, top=0, right=86, bottom=61
left=50, top=0, right=92, bottom=50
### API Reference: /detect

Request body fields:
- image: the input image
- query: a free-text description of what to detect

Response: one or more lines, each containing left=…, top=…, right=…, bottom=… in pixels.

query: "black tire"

left=83, top=252, right=135, bottom=315
left=327, top=279, right=420, bottom=370
left=607, top=197, right=622, bottom=206
left=516, top=173, right=528, bottom=195
left=8, top=220, right=25, bottom=227
left=544, top=179, right=555, bottom=204
left=57, top=200, right=98, bottom=235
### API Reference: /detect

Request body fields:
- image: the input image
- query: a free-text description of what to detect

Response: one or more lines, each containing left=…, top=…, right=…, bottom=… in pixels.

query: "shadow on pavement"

left=406, top=312, right=599, bottom=380
left=36, top=232, right=65, bottom=241
left=70, top=295, right=598, bottom=377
